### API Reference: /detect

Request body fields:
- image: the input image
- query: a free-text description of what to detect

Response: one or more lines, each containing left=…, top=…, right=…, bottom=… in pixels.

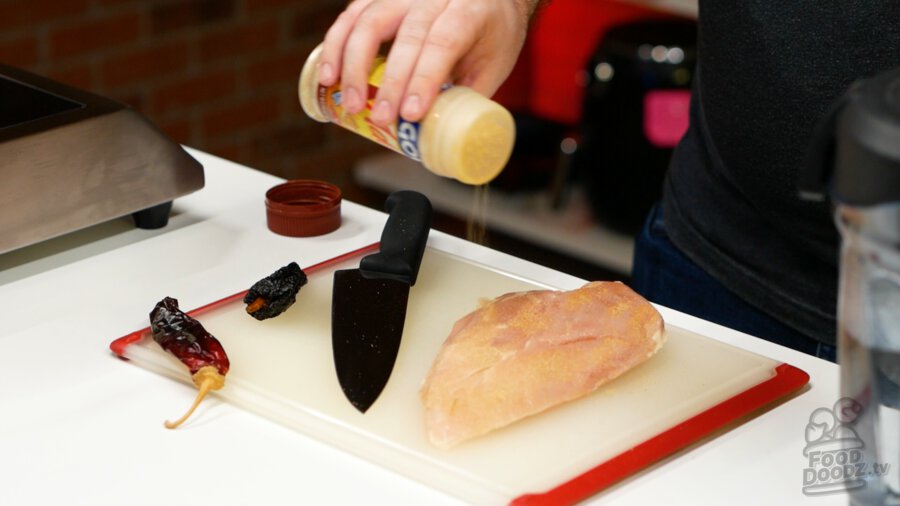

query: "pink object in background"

left=643, top=90, right=691, bottom=147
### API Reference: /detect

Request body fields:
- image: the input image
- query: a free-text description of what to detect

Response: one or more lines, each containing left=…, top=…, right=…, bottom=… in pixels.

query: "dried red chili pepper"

left=244, top=262, right=308, bottom=320
left=150, top=296, right=230, bottom=429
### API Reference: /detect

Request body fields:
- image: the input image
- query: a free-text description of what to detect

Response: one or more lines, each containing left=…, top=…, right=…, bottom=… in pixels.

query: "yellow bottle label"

left=316, top=56, right=422, bottom=161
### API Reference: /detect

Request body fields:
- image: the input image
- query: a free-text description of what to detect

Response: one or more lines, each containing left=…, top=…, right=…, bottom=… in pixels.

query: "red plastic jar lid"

left=265, top=180, right=342, bottom=237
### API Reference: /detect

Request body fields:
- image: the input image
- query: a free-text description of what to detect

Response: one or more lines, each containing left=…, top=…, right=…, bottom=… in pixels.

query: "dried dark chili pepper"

left=150, top=296, right=230, bottom=429
left=243, top=262, right=308, bottom=320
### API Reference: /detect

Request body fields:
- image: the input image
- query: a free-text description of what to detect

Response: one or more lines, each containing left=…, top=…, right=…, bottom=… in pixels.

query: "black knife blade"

left=331, top=190, right=432, bottom=412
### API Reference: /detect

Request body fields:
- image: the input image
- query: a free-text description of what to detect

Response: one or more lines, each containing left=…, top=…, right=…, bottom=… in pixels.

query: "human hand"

left=318, top=0, right=536, bottom=126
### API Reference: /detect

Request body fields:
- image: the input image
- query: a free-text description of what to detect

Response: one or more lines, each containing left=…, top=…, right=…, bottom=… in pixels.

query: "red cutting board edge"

left=109, top=243, right=809, bottom=506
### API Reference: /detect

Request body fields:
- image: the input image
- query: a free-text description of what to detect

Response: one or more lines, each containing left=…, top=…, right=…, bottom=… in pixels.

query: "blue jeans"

left=631, top=205, right=836, bottom=362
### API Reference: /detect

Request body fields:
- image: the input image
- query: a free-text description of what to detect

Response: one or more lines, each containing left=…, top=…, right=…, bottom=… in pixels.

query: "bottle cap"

left=265, top=180, right=342, bottom=237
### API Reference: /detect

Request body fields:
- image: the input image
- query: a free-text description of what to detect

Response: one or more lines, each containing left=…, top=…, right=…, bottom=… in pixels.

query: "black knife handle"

left=360, top=190, right=432, bottom=286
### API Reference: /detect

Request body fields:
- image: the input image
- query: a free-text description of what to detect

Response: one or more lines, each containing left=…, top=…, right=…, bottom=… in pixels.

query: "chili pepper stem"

left=246, top=296, right=267, bottom=314
left=164, top=366, right=226, bottom=429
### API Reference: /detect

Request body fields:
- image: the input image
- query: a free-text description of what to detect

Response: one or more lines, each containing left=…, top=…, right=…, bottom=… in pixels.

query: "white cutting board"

left=116, top=247, right=781, bottom=505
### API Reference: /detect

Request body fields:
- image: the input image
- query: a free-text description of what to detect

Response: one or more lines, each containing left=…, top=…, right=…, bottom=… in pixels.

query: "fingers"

left=318, top=0, right=527, bottom=125
left=340, top=0, right=411, bottom=114
left=319, top=0, right=375, bottom=86
left=398, top=1, right=476, bottom=122
left=371, top=0, right=446, bottom=126
left=370, top=0, right=448, bottom=125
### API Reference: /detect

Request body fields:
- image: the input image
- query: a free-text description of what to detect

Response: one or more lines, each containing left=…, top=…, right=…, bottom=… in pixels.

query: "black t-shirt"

left=662, top=0, right=900, bottom=344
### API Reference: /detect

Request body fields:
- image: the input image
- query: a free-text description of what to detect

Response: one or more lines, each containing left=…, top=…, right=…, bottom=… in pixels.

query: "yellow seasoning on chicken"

left=298, top=44, right=515, bottom=186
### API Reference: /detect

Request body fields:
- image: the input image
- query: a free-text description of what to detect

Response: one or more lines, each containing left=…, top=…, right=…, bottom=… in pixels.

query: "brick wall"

left=0, top=0, right=384, bottom=191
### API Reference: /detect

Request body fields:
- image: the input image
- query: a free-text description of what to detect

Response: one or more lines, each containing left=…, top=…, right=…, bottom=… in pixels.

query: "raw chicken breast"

left=419, top=281, right=666, bottom=448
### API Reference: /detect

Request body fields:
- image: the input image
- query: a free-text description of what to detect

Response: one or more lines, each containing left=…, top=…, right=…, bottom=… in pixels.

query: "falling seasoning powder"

left=467, top=185, right=489, bottom=245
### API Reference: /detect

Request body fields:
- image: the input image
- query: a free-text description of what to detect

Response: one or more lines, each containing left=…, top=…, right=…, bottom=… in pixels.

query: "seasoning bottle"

left=298, top=44, right=515, bottom=185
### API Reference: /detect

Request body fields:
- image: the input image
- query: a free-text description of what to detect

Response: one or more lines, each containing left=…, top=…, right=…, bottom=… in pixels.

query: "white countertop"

left=0, top=149, right=844, bottom=505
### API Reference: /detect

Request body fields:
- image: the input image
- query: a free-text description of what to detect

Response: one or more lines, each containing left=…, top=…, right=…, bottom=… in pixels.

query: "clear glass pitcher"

left=802, top=67, right=900, bottom=505
left=837, top=203, right=900, bottom=505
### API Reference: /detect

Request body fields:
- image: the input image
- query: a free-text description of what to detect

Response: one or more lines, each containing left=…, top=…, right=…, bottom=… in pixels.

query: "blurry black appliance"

left=573, top=18, right=697, bottom=234
left=0, top=64, right=203, bottom=255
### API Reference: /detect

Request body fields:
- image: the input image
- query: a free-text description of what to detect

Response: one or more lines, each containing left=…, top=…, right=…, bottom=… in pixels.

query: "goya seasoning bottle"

left=298, top=44, right=515, bottom=185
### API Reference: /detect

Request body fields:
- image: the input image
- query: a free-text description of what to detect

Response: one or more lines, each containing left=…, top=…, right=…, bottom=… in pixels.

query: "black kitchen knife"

left=332, top=190, right=432, bottom=413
